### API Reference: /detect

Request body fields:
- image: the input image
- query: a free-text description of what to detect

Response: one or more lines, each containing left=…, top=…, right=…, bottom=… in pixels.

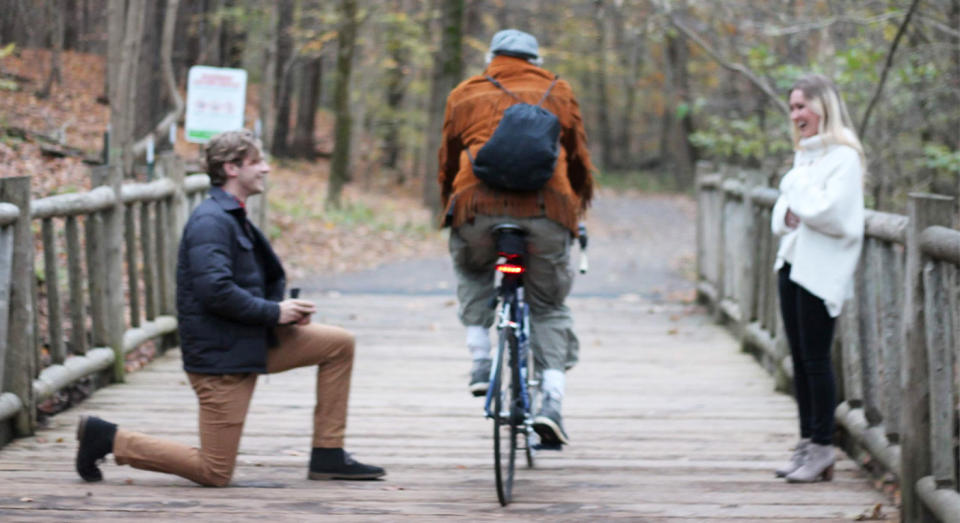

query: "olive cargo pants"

left=450, top=214, right=579, bottom=372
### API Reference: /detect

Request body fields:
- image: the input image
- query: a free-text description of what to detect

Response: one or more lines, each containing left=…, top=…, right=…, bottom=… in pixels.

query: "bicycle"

left=483, top=223, right=588, bottom=506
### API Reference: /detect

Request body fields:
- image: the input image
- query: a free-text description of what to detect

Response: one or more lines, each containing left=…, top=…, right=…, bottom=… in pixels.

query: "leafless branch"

left=915, top=13, right=960, bottom=39
left=668, top=14, right=789, bottom=115
left=858, top=0, right=922, bottom=139
left=750, top=12, right=903, bottom=36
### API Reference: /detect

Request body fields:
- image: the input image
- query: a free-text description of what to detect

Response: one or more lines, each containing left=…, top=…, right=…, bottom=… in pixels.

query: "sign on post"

left=184, top=66, right=248, bottom=143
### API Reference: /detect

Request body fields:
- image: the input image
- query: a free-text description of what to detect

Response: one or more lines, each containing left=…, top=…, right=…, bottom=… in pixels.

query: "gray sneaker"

left=533, top=395, right=570, bottom=445
left=469, top=359, right=491, bottom=397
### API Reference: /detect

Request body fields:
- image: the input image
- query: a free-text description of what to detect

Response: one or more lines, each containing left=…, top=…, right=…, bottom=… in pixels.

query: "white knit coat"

left=771, top=134, right=865, bottom=317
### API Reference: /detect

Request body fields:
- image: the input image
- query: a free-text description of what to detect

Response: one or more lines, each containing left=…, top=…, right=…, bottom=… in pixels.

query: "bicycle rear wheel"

left=493, top=328, right=517, bottom=506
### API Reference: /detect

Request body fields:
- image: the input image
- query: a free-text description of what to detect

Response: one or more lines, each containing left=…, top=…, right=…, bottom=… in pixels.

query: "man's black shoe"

left=308, top=448, right=385, bottom=480
left=532, top=396, right=570, bottom=446
left=75, top=415, right=118, bottom=482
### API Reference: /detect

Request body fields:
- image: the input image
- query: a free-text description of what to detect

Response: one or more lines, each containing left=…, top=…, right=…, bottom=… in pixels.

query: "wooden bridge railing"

left=697, top=172, right=960, bottom=523
left=0, top=153, right=210, bottom=446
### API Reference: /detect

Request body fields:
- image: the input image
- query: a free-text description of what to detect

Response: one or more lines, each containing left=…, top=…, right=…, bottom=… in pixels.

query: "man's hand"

left=785, top=209, right=800, bottom=229
left=278, top=299, right=316, bottom=326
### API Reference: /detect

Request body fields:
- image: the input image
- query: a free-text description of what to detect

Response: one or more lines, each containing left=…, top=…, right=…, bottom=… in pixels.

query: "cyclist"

left=437, top=29, right=594, bottom=446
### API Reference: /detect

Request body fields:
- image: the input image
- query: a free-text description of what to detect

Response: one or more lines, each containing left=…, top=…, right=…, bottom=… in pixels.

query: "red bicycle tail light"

left=496, top=264, right=525, bottom=274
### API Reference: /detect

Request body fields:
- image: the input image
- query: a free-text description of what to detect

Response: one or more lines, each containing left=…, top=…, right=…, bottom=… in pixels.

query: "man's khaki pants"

left=450, top=214, right=579, bottom=371
left=112, top=323, right=354, bottom=487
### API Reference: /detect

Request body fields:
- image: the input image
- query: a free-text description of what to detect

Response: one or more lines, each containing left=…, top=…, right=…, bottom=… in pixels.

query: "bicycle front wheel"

left=492, top=328, right=517, bottom=506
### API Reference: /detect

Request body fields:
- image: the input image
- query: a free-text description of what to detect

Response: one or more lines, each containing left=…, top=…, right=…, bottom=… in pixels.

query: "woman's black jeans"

left=778, top=263, right=837, bottom=445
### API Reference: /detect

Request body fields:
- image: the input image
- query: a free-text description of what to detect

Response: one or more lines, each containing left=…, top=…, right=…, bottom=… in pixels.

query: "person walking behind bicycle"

left=75, top=129, right=385, bottom=486
left=437, top=29, right=595, bottom=446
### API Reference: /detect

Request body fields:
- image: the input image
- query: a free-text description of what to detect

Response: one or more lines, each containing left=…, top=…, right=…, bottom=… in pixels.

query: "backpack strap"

left=536, top=75, right=560, bottom=107
left=484, top=75, right=522, bottom=101
left=485, top=74, right=560, bottom=106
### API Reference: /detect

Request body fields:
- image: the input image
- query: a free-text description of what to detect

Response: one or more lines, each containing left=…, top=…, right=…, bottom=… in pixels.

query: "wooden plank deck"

left=0, top=293, right=897, bottom=521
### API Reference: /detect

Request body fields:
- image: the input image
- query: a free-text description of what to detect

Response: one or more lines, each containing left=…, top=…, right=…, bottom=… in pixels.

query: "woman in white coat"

left=771, top=74, right=865, bottom=483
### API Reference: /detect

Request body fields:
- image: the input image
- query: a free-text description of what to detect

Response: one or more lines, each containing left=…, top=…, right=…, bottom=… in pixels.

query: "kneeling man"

left=75, top=129, right=384, bottom=486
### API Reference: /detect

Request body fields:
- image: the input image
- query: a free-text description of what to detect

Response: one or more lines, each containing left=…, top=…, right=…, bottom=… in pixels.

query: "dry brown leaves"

left=265, top=158, right=447, bottom=280
left=1, top=48, right=445, bottom=279
left=1, top=48, right=107, bottom=197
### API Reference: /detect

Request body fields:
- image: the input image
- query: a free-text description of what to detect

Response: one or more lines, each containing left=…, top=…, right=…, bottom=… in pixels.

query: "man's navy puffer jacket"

left=176, top=186, right=285, bottom=374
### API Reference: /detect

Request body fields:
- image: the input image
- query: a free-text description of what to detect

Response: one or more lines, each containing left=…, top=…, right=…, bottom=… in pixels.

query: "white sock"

left=542, top=369, right=565, bottom=401
left=466, top=326, right=490, bottom=361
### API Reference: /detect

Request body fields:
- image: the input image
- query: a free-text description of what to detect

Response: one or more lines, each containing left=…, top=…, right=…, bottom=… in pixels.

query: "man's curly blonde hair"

left=203, top=129, right=263, bottom=186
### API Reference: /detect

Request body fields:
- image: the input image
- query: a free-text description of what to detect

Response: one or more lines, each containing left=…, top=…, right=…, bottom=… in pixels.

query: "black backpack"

left=466, top=75, right=561, bottom=192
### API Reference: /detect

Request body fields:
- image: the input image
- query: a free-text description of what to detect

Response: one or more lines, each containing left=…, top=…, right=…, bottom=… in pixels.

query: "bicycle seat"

left=492, top=224, right=526, bottom=257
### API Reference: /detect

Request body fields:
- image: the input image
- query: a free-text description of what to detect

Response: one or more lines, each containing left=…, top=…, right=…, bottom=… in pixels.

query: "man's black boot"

left=75, top=415, right=118, bottom=482
left=308, top=448, right=386, bottom=480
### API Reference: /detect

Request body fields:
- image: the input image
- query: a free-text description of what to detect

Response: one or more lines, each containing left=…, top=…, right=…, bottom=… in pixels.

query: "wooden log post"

left=162, top=154, right=186, bottom=312
left=87, top=166, right=110, bottom=349
left=922, top=261, right=955, bottom=489
left=104, top=164, right=126, bottom=382
left=876, top=242, right=902, bottom=442
left=714, top=180, right=727, bottom=322
left=41, top=218, right=65, bottom=364
left=739, top=193, right=758, bottom=333
left=84, top=211, right=108, bottom=347
left=64, top=216, right=87, bottom=356
left=0, top=205, right=16, bottom=390
left=0, top=177, right=36, bottom=436
left=901, top=192, right=954, bottom=523
left=162, top=151, right=188, bottom=242
left=124, top=203, right=140, bottom=328
left=139, top=202, right=156, bottom=321
left=856, top=243, right=883, bottom=425
left=154, top=199, right=169, bottom=316
left=159, top=152, right=186, bottom=351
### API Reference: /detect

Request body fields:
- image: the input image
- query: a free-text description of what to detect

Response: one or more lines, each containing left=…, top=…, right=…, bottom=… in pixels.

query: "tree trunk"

left=134, top=0, right=164, bottom=140
left=36, top=0, right=64, bottom=100
left=326, top=0, right=359, bottom=208
left=271, top=0, right=294, bottom=156
left=382, top=0, right=411, bottom=179
left=63, top=0, right=79, bottom=50
left=105, top=0, right=125, bottom=104
left=660, top=3, right=697, bottom=189
left=291, top=55, right=321, bottom=158
left=220, top=0, right=245, bottom=68
left=423, top=0, right=464, bottom=211
left=202, top=0, right=223, bottom=66
left=593, top=0, right=613, bottom=171
left=669, top=23, right=696, bottom=188
left=258, top=3, right=277, bottom=148
left=111, top=0, right=146, bottom=177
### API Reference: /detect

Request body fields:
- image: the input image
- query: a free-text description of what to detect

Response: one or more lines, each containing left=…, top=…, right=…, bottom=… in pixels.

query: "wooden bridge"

left=1, top=165, right=959, bottom=520
left=0, top=293, right=896, bottom=520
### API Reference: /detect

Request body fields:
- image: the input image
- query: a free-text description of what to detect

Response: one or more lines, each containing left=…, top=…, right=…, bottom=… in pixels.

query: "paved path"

left=0, top=193, right=897, bottom=520
left=300, top=193, right=697, bottom=301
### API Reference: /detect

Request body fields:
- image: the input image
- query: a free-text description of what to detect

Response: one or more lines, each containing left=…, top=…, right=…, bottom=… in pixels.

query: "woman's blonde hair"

left=789, top=74, right=865, bottom=163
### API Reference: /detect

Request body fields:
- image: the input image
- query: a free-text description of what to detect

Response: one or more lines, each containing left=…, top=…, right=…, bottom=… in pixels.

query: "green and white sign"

left=184, top=65, right=248, bottom=143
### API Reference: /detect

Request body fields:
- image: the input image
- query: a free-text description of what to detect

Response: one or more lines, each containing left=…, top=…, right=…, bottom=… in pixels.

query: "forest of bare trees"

left=1, top=0, right=957, bottom=212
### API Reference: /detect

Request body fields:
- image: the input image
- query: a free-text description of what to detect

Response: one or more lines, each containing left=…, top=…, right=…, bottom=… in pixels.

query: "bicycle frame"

left=483, top=272, right=535, bottom=422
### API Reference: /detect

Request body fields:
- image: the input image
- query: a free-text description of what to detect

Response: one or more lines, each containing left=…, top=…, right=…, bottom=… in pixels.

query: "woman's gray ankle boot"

left=785, top=442, right=835, bottom=483
left=775, top=438, right=810, bottom=478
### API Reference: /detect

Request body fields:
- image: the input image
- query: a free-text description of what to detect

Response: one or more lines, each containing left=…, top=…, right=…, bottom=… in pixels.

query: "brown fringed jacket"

left=438, top=55, right=595, bottom=235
